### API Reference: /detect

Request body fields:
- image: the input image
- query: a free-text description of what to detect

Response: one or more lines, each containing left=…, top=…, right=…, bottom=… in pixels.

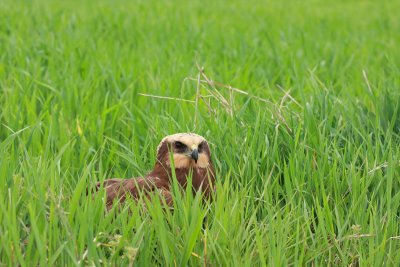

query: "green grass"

left=1, top=0, right=400, bottom=265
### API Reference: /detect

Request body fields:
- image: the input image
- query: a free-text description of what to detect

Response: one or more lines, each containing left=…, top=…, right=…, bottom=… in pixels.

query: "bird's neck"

left=149, top=163, right=189, bottom=184
left=150, top=163, right=215, bottom=194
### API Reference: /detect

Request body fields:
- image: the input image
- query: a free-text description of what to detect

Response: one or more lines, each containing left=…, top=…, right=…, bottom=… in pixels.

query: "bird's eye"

left=198, top=142, right=204, bottom=153
left=174, top=141, right=186, bottom=150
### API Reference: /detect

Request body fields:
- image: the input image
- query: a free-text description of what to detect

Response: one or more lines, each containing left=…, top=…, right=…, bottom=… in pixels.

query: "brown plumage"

left=95, top=133, right=216, bottom=210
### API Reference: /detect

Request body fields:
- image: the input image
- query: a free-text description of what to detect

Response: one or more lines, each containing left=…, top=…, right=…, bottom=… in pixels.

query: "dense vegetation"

left=0, top=0, right=399, bottom=265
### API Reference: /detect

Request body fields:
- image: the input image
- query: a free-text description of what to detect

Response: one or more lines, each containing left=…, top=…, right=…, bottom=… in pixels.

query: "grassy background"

left=1, top=0, right=399, bottom=265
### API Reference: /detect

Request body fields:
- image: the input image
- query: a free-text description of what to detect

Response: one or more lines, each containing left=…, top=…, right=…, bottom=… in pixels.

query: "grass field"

left=1, top=0, right=400, bottom=265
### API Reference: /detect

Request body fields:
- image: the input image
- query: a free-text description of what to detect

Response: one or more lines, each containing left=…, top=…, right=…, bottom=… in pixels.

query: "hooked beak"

left=190, top=149, right=199, bottom=163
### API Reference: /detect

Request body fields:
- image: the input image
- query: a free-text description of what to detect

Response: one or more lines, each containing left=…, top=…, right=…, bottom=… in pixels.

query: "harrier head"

left=156, top=133, right=212, bottom=169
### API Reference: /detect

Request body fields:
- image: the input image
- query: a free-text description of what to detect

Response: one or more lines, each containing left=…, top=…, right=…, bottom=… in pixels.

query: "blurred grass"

left=0, top=0, right=399, bottom=265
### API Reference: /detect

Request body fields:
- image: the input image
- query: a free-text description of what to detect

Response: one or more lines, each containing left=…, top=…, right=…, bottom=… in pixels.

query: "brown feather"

left=95, top=133, right=216, bottom=210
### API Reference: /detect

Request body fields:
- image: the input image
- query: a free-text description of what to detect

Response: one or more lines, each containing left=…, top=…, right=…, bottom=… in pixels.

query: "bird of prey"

left=95, top=133, right=216, bottom=210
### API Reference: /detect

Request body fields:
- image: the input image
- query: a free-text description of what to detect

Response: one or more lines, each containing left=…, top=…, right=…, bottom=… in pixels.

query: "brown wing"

left=95, top=176, right=171, bottom=210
